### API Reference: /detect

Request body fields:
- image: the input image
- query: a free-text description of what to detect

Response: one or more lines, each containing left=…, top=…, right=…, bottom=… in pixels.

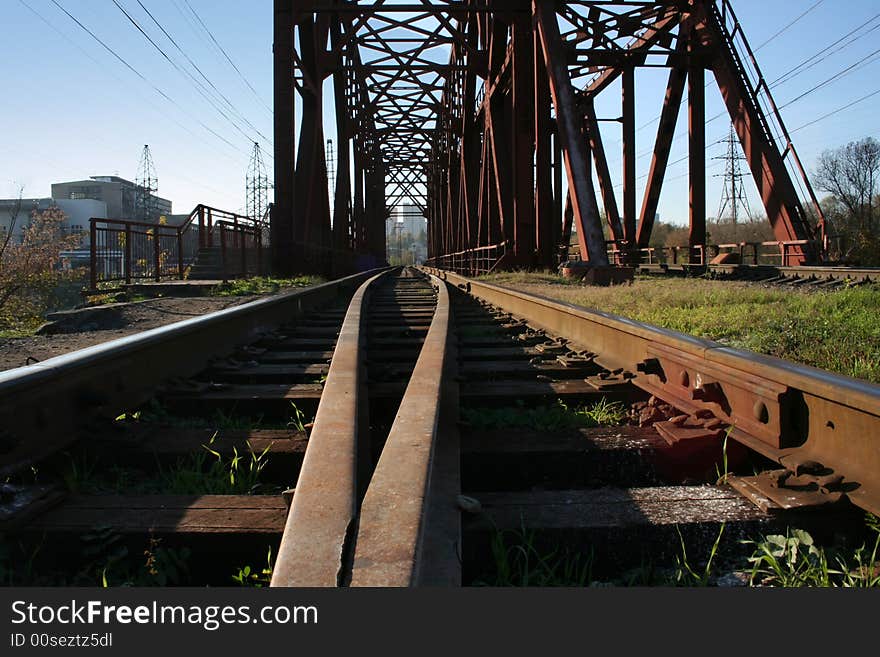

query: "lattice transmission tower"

left=246, top=142, right=271, bottom=227
left=135, top=144, right=159, bottom=222
left=325, top=139, right=336, bottom=224
left=714, top=125, right=753, bottom=230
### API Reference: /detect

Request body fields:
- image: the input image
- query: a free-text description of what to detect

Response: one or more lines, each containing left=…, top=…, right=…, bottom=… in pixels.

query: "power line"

left=789, top=87, right=880, bottom=135
left=753, top=0, right=826, bottom=52
left=632, top=4, right=871, bottom=135
left=110, top=0, right=266, bottom=149
left=179, top=0, right=273, bottom=114
left=779, top=45, right=880, bottom=109
left=613, top=29, right=880, bottom=170
left=132, top=0, right=272, bottom=147
left=46, top=0, right=250, bottom=158
left=17, top=0, right=246, bottom=174
left=770, top=12, right=880, bottom=87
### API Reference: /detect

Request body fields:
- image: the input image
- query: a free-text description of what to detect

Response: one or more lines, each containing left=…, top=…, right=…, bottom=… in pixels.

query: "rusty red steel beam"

left=637, top=63, right=686, bottom=249
left=425, top=268, right=880, bottom=517
left=698, top=2, right=818, bottom=262
left=271, top=270, right=389, bottom=587
left=621, top=66, right=637, bottom=246
left=349, top=274, right=458, bottom=587
left=688, top=59, right=706, bottom=263
left=534, top=0, right=608, bottom=265
left=583, top=101, right=623, bottom=242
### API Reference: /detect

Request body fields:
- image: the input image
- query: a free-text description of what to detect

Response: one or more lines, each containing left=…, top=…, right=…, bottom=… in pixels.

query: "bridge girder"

left=273, top=0, right=827, bottom=277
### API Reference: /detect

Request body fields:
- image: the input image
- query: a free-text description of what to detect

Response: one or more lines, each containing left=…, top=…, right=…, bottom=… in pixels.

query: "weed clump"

left=461, top=398, right=628, bottom=432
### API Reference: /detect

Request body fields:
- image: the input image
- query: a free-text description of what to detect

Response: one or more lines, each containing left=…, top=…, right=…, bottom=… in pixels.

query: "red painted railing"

left=89, top=204, right=262, bottom=289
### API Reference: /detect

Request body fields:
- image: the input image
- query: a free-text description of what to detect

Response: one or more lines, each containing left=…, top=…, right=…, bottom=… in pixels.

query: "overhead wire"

left=133, top=0, right=272, bottom=146
left=179, top=0, right=273, bottom=114
left=46, top=0, right=250, bottom=158
left=110, top=0, right=269, bottom=149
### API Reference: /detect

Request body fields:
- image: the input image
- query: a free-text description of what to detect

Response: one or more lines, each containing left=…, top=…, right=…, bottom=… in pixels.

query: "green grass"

left=474, top=525, right=595, bottom=587
left=232, top=546, right=275, bottom=587
left=212, top=275, right=323, bottom=297
left=743, top=516, right=880, bottom=587
left=461, top=398, right=628, bottom=432
left=479, top=273, right=880, bottom=383
left=0, top=530, right=192, bottom=587
left=472, top=515, right=880, bottom=588
left=157, top=435, right=271, bottom=495
left=59, top=432, right=272, bottom=496
left=121, top=399, right=308, bottom=432
left=0, top=317, right=45, bottom=338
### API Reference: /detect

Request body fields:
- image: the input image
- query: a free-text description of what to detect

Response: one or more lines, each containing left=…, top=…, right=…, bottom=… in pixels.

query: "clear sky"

left=1, top=1, right=878, bottom=226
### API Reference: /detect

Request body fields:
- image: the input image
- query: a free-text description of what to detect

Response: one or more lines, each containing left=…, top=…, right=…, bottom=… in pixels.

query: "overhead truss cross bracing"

left=273, top=0, right=827, bottom=277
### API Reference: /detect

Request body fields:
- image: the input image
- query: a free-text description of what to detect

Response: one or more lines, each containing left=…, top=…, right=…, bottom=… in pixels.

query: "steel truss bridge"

left=271, top=0, right=827, bottom=277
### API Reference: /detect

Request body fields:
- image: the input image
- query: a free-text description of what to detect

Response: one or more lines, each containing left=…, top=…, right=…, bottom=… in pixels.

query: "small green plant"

left=232, top=546, right=274, bottom=587
left=160, top=432, right=271, bottom=495
left=89, top=532, right=192, bottom=587
left=743, top=528, right=837, bottom=587
left=673, top=524, right=725, bottom=587
left=213, top=276, right=322, bottom=297
left=288, top=402, right=307, bottom=433
left=743, top=516, right=880, bottom=588
left=477, top=525, right=594, bottom=587
left=461, top=398, right=627, bottom=432
left=61, top=450, right=101, bottom=493
left=715, top=426, right=733, bottom=485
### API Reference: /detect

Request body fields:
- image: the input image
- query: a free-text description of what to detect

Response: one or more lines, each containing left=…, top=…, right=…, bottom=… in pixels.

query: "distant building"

left=51, top=175, right=171, bottom=221
left=0, top=197, right=107, bottom=247
left=385, top=204, right=427, bottom=265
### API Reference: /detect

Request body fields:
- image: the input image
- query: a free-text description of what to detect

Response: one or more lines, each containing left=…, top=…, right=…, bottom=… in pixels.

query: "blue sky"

left=1, top=0, right=878, bottom=226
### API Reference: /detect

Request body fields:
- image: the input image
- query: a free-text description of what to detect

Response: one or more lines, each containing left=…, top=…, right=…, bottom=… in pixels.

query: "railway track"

left=1, top=267, right=878, bottom=586
left=634, top=263, right=880, bottom=289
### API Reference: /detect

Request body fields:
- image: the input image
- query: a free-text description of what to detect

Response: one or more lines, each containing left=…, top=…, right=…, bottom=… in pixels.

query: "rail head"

left=349, top=273, right=453, bottom=587
left=425, top=267, right=880, bottom=516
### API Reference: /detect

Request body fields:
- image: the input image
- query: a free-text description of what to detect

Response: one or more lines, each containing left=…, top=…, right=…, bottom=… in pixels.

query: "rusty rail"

left=0, top=270, right=381, bottom=478
left=271, top=269, right=457, bottom=587
left=424, top=267, right=880, bottom=517
left=270, top=271, right=387, bottom=587
left=635, top=263, right=880, bottom=284
left=349, top=273, right=456, bottom=587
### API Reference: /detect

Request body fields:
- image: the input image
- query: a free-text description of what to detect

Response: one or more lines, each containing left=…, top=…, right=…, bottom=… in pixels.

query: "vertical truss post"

left=534, top=21, right=554, bottom=269
left=584, top=102, right=623, bottom=241
left=552, top=124, right=563, bottom=263
left=272, top=0, right=295, bottom=276
left=293, top=15, right=332, bottom=275
left=688, top=63, right=706, bottom=264
left=511, top=10, right=535, bottom=261
left=331, top=22, right=352, bottom=273
left=637, top=63, right=687, bottom=248
left=622, top=66, right=637, bottom=249
left=534, top=1, right=608, bottom=266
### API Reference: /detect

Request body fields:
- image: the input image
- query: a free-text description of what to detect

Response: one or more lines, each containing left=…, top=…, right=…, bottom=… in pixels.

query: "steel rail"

left=424, top=267, right=880, bottom=516
left=635, top=263, right=880, bottom=284
left=0, top=269, right=383, bottom=478
left=349, top=273, right=455, bottom=587
left=271, top=270, right=388, bottom=587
